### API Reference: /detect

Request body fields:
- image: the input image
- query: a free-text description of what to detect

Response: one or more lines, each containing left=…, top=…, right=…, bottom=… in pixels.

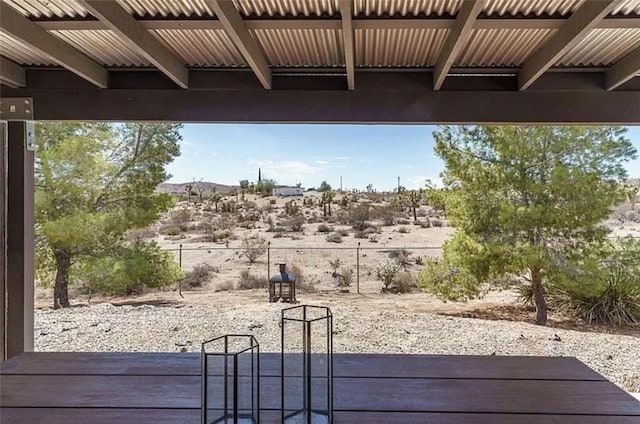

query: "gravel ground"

left=34, top=290, right=640, bottom=393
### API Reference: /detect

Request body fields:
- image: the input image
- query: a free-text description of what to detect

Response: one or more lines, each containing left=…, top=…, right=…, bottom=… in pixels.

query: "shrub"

left=389, top=249, right=412, bottom=267
left=397, top=218, right=411, bottom=225
left=75, top=241, right=184, bottom=296
left=182, top=263, right=217, bottom=288
left=216, top=280, right=235, bottom=292
left=394, top=271, right=416, bottom=293
left=336, top=268, right=354, bottom=288
left=164, top=226, right=181, bottom=236
left=338, top=228, right=350, bottom=237
left=375, top=261, right=400, bottom=292
left=398, top=226, right=409, bottom=234
left=549, top=263, right=640, bottom=326
left=349, top=204, right=372, bottom=231
left=417, top=258, right=483, bottom=301
left=317, top=223, right=333, bottom=233
left=285, top=215, right=305, bottom=232
left=326, top=232, right=343, bottom=243
left=417, top=219, right=431, bottom=228
left=167, top=209, right=192, bottom=231
left=354, top=230, right=368, bottom=239
left=125, top=227, right=157, bottom=241
left=241, top=235, right=268, bottom=263
left=328, top=258, right=342, bottom=278
left=431, top=219, right=444, bottom=227
left=289, top=263, right=316, bottom=293
left=238, top=269, right=268, bottom=290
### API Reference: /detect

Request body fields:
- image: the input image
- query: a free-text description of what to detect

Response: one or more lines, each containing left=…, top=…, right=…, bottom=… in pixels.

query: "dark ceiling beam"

left=3, top=78, right=638, bottom=124
left=0, top=2, right=107, bottom=88
left=0, top=57, right=25, bottom=88
left=32, top=17, right=639, bottom=31
left=605, top=47, right=640, bottom=91
left=81, top=1, right=188, bottom=89
left=209, top=0, right=271, bottom=89
left=518, top=0, right=620, bottom=91
left=339, top=0, right=355, bottom=90
left=433, top=0, right=486, bottom=90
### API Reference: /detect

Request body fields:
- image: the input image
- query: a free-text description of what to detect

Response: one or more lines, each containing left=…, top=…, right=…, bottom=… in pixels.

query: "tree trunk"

left=413, top=207, right=417, bottom=221
left=53, top=249, right=71, bottom=309
left=530, top=266, right=547, bottom=325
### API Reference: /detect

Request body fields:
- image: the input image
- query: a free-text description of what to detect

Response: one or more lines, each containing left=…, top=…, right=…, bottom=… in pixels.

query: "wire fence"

left=161, top=243, right=444, bottom=295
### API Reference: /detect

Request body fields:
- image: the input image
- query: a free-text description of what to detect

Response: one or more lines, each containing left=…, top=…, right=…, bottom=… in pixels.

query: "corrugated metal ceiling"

left=558, top=28, right=640, bottom=66
left=353, top=0, right=461, bottom=16
left=50, top=30, right=151, bottom=67
left=356, top=28, right=448, bottom=66
left=252, top=29, right=344, bottom=66
left=150, top=29, right=246, bottom=67
left=234, top=0, right=338, bottom=16
left=0, top=31, right=54, bottom=65
left=456, top=28, right=556, bottom=66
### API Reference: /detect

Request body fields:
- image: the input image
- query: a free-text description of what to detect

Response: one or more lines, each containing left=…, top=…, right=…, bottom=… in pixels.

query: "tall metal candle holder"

left=281, top=305, right=333, bottom=424
left=201, top=335, right=260, bottom=424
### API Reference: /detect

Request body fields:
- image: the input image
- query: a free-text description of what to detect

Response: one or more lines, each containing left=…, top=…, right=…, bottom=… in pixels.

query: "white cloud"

left=334, top=156, right=352, bottom=161
left=314, top=160, right=330, bottom=165
left=247, top=159, right=320, bottom=186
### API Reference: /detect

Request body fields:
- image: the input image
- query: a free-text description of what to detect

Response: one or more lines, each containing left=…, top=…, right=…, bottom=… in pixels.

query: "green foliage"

left=74, top=241, right=184, bottom=296
left=241, top=235, right=268, bottom=263
left=35, top=122, right=182, bottom=307
left=417, top=257, right=483, bottom=301
left=164, top=226, right=181, bottom=236
left=318, top=181, right=332, bottom=192
left=375, top=261, right=400, bottom=292
left=431, top=125, right=636, bottom=324
left=255, top=178, right=277, bottom=195
left=336, top=268, right=354, bottom=288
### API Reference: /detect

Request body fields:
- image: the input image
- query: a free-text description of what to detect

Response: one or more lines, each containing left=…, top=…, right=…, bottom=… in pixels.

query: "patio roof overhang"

left=0, top=0, right=639, bottom=123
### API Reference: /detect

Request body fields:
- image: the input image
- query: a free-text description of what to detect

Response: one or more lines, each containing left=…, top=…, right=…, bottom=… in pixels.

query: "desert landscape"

left=34, top=187, right=640, bottom=393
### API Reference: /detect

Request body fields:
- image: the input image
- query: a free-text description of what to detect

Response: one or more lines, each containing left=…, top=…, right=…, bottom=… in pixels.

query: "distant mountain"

left=156, top=182, right=239, bottom=195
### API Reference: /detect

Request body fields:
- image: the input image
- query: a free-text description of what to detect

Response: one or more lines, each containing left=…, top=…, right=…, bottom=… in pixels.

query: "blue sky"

left=167, top=125, right=640, bottom=192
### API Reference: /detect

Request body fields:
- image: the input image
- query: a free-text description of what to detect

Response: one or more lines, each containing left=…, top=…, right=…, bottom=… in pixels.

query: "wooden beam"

left=0, top=3, right=108, bottom=88
left=32, top=16, right=640, bottom=32
left=0, top=57, right=25, bottom=88
left=209, top=0, right=271, bottom=89
left=605, top=47, right=640, bottom=90
left=339, top=0, right=355, bottom=90
left=81, top=1, right=188, bottom=89
left=433, top=1, right=486, bottom=90
left=1, top=122, right=5, bottom=361
left=518, top=0, right=619, bottom=91
left=5, top=121, right=34, bottom=359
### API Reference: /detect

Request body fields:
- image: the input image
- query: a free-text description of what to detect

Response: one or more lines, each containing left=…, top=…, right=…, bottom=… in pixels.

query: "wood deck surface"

left=1, top=352, right=639, bottom=423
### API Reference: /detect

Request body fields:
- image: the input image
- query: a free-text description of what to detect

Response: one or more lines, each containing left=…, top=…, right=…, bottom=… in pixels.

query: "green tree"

left=319, top=181, right=332, bottom=192
left=407, top=190, right=423, bottom=221
left=35, top=123, right=182, bottom=308
left=321, top=191, right=335, bottom=216
left=255, top=178, right=276, bottom=195
left=428, top=126, right=635, bottom=325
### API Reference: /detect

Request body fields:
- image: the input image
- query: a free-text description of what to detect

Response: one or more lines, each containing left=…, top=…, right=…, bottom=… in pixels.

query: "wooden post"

left=5, top=121, right=34, bottom=359
left=1, top=122, right=6, bottom=360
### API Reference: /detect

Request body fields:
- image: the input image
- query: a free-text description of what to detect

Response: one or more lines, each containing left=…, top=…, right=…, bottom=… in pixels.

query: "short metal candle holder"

left=281, top=305, right=333, bottom=424
left=201, top=335, right=260, bottom=424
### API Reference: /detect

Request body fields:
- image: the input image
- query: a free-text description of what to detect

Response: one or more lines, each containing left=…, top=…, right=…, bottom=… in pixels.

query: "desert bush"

left=398, top=226, right=409, bottom=234
left=417, top=258, right=483, bottom=301
left=182, top=263, right=217, bottom=288
left=238, top=269, right=268, bottom=290
left=394, top=271, right=416, bottom=293
left=368, top=234, right=379, bottom=243
left=397, top=218, right=411, bottom=225
left=348, top=204, right=372, bottom=231
left=285, top=215, right=305, bottom=232
left=167, top=209, right=192, bottom=231
left=389, top=249, right=412, bottom=267
left=241, top=235, right=268, bottom=263
left=338, top=228, right=350, bottom=237
left=431, top=219, right=444, bottom=227
left=417, top=219, right=431, bottom=228
left=326, top=232, right=343, bottom=243
left=549, top=264, right=640, bottom=326
left=329, top=258, right=342, bottom=277
left=216, top=280, right=235, bottom=292
left=415, top=256, right=424, bottom=265
left=354, top=230, right=368, bottom=239
left=336, top=268, right=354, bottom=288
left=164, top=226, right=181, bottom=236
left=375, top=261, right=400, bottom=292
left=317, top=223, right=333, bottom=233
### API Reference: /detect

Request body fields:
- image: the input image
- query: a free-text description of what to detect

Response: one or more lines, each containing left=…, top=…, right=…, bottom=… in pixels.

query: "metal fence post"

left=356, top=242, right=361, bottom=294
left=179, top=243, right=183, bottom=268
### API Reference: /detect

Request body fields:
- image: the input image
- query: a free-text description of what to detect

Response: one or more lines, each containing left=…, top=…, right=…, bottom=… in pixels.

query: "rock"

left=550, top=334, right=562, bottom=342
